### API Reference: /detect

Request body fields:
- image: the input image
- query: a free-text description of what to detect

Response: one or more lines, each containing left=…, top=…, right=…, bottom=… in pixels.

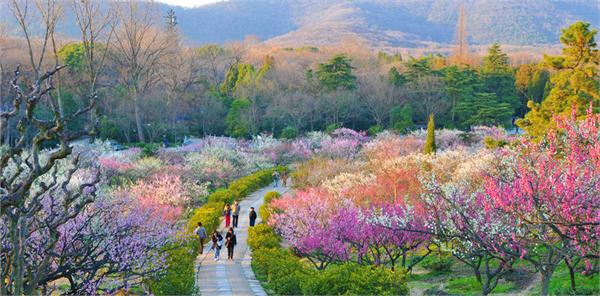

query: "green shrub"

left=228, top=169, right=275, bottom=199
left=207, top=188, right=232, bottom=204
left=248, top=224, right=280, bottom=250
left=205, top=167, right=287, bottom=205
left=132, top=142, right=159, bottom=158
left=270, top=271, right=304, bottom=295
left=252, top=247, right=304, bottom=283
left=280, top=126, right=298, bottom=139
left=263, top=191, right=281, bottom=204
left=148, top=239, right=198, bottom=295
left=300, top=263, right=408, bottom=295
left=368, top=125, right=384, bottom=136
left=259, top=204, right=272, bottom=223
left=187, top=202, right=222, bottom=234
left=420, top=253, right=454, bottom=273
left=325, top=123, right=340, bottom=134
left=483, top=136, right=509, bottom=149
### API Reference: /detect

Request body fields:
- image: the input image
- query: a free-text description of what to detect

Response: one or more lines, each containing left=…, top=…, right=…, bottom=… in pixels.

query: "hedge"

left=259, top=191, right=281, bottom=223
left=299, top=263, right=408, bottom=295
left=147, top=239, right=198, bottom=295
left=248, top=224, right=280, bottom=250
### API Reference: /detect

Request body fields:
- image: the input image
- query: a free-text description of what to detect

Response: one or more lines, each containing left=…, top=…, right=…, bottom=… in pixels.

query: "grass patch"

left=527, top=264, right=599, bottom=295
left=446, top=276, right=518, bottom=295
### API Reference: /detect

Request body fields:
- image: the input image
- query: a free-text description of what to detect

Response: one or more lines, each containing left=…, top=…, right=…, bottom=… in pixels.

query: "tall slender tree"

left=111, top=0, right=168, bottom=142
left=423, top=113, right=436, bottom=154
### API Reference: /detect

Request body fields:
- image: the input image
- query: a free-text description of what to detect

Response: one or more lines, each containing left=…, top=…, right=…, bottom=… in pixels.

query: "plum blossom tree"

left=270, top=189, right=351, bottom=269
left=479, top=106, right=600, bottom=295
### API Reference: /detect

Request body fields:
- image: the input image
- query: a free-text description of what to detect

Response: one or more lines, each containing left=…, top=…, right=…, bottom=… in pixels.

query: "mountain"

left=1, top=0, right=598, bottom=48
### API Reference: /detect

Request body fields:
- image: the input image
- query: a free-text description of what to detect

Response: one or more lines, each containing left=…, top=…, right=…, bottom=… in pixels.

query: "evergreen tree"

left=405, top=56, right=435, bottom=80
left=443, top=66, right=477, bottom=126
left=517, top=21, right=599, bottom=138
left=481, top=43, right=510, bottom=73
left=480, top=43, right=519, bottom=120
left=423, top=113, right=436, bottom=155
left=315, top=54, right=356, bottom=91
left=528, top=69, right=549, bottom=103
left=464, top=93, right=513, bottom=126
left=388, top=67, right=407, bottom=87
left=390, top=105, right=413, bottom=133
left=220, top=65, right=239, bottom=97
left=225, top=98, right=251, bottom=138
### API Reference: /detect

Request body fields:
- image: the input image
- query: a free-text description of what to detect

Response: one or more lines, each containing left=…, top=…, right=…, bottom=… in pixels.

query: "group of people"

left=272, top=171, right=288, bottom=187
left=194, top=202, right=259, bottom=261
left=193, top=173, right=286, bottom=262
left=194, top=223, right=239, bottom=261
left=222, top=201, right=258, bottom=228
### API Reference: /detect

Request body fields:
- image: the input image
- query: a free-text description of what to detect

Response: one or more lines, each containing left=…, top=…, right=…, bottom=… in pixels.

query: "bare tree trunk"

left=133, top=87, right=145, bottom=142
left=564, top=258, right=577, bottom=292
left=540, top=267, right=554, bottom=296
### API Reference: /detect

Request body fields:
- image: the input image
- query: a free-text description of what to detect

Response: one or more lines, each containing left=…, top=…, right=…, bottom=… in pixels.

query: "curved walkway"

left=195, top=183, right=288, bottom=296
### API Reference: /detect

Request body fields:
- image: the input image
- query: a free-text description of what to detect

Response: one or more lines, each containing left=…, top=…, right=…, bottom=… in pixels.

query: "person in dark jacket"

left=194, top=222, right=207, bottom=254
left=249, top=207, right=257, bottom=227
left=210, top=231, right=223, bottom=261
left=225, top=227, right=237, bottom=260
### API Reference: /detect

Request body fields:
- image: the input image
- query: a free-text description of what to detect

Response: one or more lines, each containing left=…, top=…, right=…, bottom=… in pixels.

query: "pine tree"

left=480, top=44, right=519, bottom=119
left=481, top=43, right=510, bottom=73
left=388, top=67, right=407, bottom=87
left=423, top=113, right=436, bottom=155
left=517, top=21, right=599, bottom=138
left=315, top=54, right=356, bottom=91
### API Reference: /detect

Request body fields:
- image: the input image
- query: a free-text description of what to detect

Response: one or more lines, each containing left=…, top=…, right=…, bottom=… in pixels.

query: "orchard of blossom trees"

left=0, top=113, right=390, bottom=294
left=270, top=108, right=599, bottom=295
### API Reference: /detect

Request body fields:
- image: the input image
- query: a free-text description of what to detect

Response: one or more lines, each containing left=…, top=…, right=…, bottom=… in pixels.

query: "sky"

left=155, top=0, right=225, bottom=8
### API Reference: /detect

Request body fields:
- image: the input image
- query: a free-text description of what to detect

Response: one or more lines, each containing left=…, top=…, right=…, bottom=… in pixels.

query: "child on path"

left=225, top=227, right=237, bottom=260
left=223, top=204, right=232, bottom=228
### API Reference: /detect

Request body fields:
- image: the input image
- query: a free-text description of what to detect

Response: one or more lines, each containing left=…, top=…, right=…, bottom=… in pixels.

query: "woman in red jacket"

left=223, top=204, right=232, bottom=228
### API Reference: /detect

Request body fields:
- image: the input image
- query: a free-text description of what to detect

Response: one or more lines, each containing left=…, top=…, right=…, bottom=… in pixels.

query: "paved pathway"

left=195, top=183, right=288, bottom=296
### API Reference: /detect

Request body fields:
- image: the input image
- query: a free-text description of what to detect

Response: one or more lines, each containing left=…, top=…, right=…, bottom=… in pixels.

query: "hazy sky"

left=156, top=0, right=225, bottom=8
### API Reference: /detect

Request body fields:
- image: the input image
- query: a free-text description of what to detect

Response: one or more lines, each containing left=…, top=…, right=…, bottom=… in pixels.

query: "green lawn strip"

left=445, top=275, right=518, bottom=295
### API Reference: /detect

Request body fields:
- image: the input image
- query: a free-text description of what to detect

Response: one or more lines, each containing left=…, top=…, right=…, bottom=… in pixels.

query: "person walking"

left=223, top=204, right=231, bottom=228
left=194, top=222, right=207, bottom=254
left=272, top=171, right=280, bottom=187
left=282, top=172, right=288, bottom=187
left=225, top=227, right=237, bottom=260
left=211, top=231, right=223, bottom=261
left=232, top=201, right=240, bottom=228
left=249, top=207, right=257, bottom=227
